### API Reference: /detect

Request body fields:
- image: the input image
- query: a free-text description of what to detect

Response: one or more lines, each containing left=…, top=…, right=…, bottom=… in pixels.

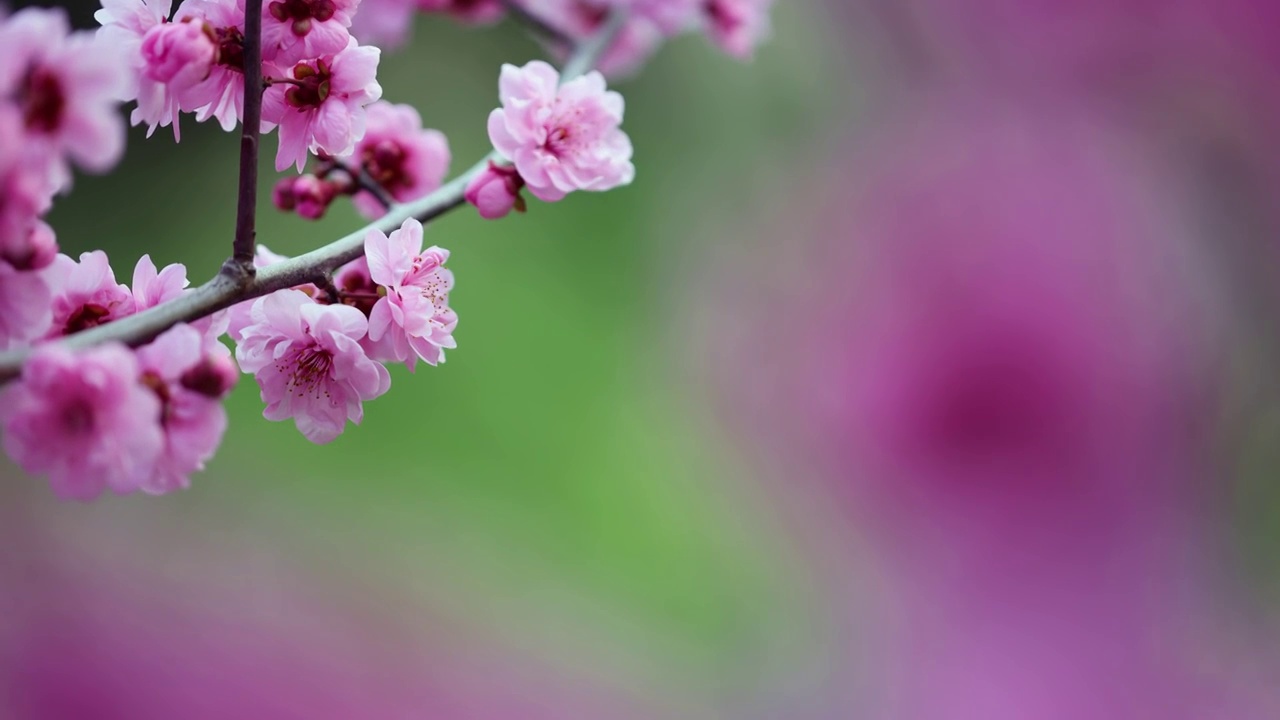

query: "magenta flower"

left=339, top=101, right=451, bottom=218
left=363, top=218, right=457, bottom=369
left=261, top=38, right=383, bottom=172
left=0, top=7, right=128, bottom=187
left=131, top=254, right=190, bottom=312
left=273, top=173, right=340, bottom=219
left=464, top=161, right=525, bottom=219
left=262, top=0, right=359, bottom=65
left=702, top=0, right=773, bottom=59
left=487, top=60, right=634, bottom=202
left=235, top=289, right=391, bottom=443
left=43, top=251, right=137, bottom=338
left=0, top=343, right=163, bottom=500
left=0, top=261, right=52, bottom=351
left=135, top=324, right=233, bottom=494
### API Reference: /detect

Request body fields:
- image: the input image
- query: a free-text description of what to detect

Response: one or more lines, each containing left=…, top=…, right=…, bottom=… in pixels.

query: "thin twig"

left=0, top=11, right=629, bottom=384
left=498, top=0, right=576, bottom=47
left=230, top=0, right=264, bottom=273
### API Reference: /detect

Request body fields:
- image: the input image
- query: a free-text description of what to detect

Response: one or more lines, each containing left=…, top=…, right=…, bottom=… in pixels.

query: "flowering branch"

left=0, top=12, right=626, bottom=385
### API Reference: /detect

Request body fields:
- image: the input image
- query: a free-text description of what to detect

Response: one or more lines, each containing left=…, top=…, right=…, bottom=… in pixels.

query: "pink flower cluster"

left=466, top=60, right=634, bottom=217
left=272, top=100, right=451, bottom=220
left=97, top=0, right=384, bottom=171
left=352, top=0, right=775, bottom=71
left=229, top=218, right=455, bottom=442
left=0, top=253, right=236, bottom=500
left=0, top=218, right=456, bottom=497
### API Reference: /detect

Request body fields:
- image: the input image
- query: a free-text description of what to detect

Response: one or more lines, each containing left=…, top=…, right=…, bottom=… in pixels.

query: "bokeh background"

left=5, top=1, right=1280, bottom=717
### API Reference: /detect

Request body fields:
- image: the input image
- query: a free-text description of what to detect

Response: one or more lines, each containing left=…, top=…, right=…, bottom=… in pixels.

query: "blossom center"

left=63, top=304, right=112, bottom=334
left=59, top=398, right=95, bottom=435
left=361, top=140, right=410, bottom=193
left=268, top=0, right=337, bottom=37
left=20, top=66, right=66, bottom=133
left=282, top=344, right=334, bottom=398
left=209, top=25, right=246, bottom=71
left=284, top=59, right=332, bottom=109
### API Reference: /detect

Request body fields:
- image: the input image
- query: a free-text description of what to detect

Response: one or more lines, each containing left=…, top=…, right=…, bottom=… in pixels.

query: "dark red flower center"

left=60, top=399, right=95, bottom=435
left=21, top=66, right=66, bottom=134
left=209, top=24, right=246, bottom=71
left=284, top=59, right=331, bottom=109
left=360, top=140, right=410, bottom=194
left=63, top=304, right=112, bottom=335
left=268, top=0, right=336, bottom=37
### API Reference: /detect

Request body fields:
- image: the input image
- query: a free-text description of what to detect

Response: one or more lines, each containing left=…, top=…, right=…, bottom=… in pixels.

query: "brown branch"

left=230, top=0, right=264, bottom=273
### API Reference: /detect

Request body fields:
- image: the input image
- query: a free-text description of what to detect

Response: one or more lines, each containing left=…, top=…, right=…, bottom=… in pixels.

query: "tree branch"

left=230, top=0, right=264, bottom=271
left=0, top=11, right=628, bottom=385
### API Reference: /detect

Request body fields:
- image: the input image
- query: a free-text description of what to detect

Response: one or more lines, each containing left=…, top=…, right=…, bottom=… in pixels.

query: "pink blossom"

left=135, top=324, right=233, bottom=494
left=464, top=161, right=525, bottom=219
left=339, top=101, right=450, bottom=218
left=487, top=60, right=634, bottom=202
left=43, top=251, right=136, bottom=338
left=702, top=0, right=772, bottom=59
left=234, top=289, right=391, bottom=443
left=363, top=218, right=457, bottom=368
left=589, top=0, right=699, bottom=34
left=131, top=254, right=190, bottom=311
left=262, top=0, right=359, bottom=65
left=0, top=343, right=163, bottom=500
left=0, top=7, right=128, bottom=186
left=0, top=261, right=52, bottom=351
left=178, top=0, right=248, bottom=131
left=261, top=38, right=383, bottom=172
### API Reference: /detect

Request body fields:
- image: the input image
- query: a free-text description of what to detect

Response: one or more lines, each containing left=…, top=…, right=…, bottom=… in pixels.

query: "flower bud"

left=141, top=20, right=217, bottom=85
left=464, top=162, right=525, bottom=220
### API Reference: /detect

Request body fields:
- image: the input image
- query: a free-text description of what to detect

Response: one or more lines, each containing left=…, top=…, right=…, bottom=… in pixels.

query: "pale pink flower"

left=235, top=289, right=391, bottom=443
left=135, top=324, right=233, bottom=494
left=487, top=60, right=634, bottom=202
left=702, top=0, right=772, bottom=59
left=363, top=218, right=457, bottom=368
left=178, top=0, right=248, bottom=131
left=262, top=0, right=359, bottom=65
left=464, top=161, right=525, bottom=219
left=43, top=251, right=136, bottom=338
left=0, top=7, right=128, bottom=186
left=339, top=101, right=450, bottom=218
left=0, top=261, right=52, bottom=351
left=0, top=343, right=163, bottom=500
left=261, top=38, right=382, bottom=172
left=131, top=254, right=190, bottom=311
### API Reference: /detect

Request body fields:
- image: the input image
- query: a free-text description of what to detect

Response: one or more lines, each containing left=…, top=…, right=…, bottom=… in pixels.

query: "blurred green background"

left=6, top=4, right=860, bottom=715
